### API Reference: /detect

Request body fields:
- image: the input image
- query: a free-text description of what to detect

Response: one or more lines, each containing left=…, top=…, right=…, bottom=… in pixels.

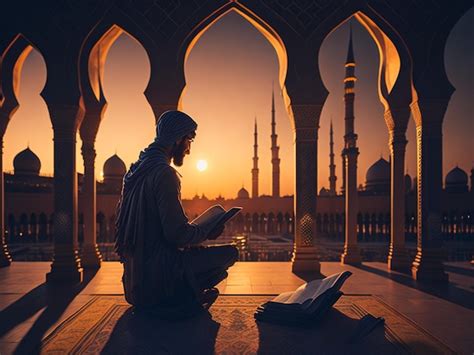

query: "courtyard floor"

left=0, top=261, right=473, bottom=354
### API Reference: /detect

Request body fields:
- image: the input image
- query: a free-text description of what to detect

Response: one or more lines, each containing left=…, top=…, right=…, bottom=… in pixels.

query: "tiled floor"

left=0, top=261, right=473, bottom=354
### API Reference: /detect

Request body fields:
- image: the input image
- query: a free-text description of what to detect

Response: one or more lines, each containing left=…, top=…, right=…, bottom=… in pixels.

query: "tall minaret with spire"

left=329, top=120, right=337, bottom=195
left=252, top=118, right=259, bottom=198
left=271, top=84, right=280, bottom=197
left=341, top=23, right=361, bottom=264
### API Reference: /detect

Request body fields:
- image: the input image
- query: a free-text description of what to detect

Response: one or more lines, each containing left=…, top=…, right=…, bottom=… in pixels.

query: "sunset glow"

left=3, top=11, right=473, bottom=200
left=197, top=160, right=208, bottom=172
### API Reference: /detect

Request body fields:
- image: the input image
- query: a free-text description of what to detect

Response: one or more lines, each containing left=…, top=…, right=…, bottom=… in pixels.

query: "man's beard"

left=171, top=140, right=187, bottom=166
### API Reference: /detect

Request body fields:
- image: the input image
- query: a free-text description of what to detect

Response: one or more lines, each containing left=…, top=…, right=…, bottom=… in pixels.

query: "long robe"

left=115, top=147, right=210, bottom=311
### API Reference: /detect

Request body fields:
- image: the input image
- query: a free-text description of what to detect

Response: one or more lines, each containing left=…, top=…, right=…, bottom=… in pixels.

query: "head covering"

left=155, top=110, right=197, bottom=147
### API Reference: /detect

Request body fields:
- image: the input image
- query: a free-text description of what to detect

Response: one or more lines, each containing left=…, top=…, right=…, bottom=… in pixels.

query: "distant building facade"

left=5, top=136, right=473, bottom=248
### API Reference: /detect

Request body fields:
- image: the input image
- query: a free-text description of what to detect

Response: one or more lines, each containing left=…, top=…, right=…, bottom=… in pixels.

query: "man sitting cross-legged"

left=115, top=110, right=238, bottom=318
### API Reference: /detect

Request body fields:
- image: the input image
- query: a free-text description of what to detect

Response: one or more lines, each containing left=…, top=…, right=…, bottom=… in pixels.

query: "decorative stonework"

left=290, top=103, right=321, bottom=271
left=260, top=0, right=349, bottom=37
left=129, top=0, right=208, bottom=40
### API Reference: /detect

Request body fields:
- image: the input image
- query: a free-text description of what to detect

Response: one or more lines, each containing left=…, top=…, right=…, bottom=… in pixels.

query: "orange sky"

left=4, top=11, right=473, bottom=199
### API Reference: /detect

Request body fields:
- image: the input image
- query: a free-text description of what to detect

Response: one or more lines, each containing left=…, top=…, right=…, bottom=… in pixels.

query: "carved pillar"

left=387, top=123, right=410, bottom=271
left=0, top=136, right=12, bottom=267
left=411, top=100, right=448, bottom=282
left=46, top=105, right=83, bottom=283
left=340, top=145, right=361, bottom=264
left=80, top=140, right=102, bottom=268
left=290, top=104, right=322, bottom=273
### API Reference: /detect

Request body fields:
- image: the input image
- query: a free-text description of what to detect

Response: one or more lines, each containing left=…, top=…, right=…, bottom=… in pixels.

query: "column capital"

left=79, top=102, right=107, bottom=144
left=46, top=103, right=85, bottom=134
left=410, top=98, right=450, bottom=128
left=81, top=141, right=96, bottom=162
left=290, top=104, right=323, bottom=129
left=389, top=129, right=408, bottom=152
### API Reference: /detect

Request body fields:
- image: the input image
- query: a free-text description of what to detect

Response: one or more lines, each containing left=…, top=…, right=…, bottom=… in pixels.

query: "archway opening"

left=4, top=45, right=54, bottom=247
left=180, top=10, right=292, bottom=201
left=317, top=14, right=405, bottom=257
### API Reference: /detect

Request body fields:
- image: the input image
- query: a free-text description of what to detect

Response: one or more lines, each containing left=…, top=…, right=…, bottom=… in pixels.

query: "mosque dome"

left=319, top=187, right=330, bottom=196
left=445, top=166, right=468, bottom=193
left=237, top=187, right=249, bottom=199
left=365, top=157, right=390, bottom=193
left=445, top=167, right=468, bottom=186
left=13, top=147, right=41, bottom=176
left=103, top=154, right=126, bottom=179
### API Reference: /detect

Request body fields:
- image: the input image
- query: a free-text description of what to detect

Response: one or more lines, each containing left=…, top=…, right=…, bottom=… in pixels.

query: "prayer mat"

left=41, top=295, right=454, bottom=354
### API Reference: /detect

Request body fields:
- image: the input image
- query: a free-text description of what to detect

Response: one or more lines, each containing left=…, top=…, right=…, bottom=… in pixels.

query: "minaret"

left=271, top=83, right=280, bottom=197
left=329, top=120, right=337, bottom=195
left=341, top=24, right=361, bottom=264
left=252, top=118, right=259, bottom=198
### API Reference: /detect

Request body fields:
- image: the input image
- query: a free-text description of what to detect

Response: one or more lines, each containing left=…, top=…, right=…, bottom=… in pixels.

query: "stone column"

left=80, top=140, right=102, bottom=268
left=340, top=145, right=361, bottom=264
left=387, top=125, right=410, bottom=271
left=411, top=100, right=448, bottom=282
left=46, top=105, right=83, bottom=283
left=0, top=138, right=12, bottom=267
left=291, top=104, right=321, bottom=273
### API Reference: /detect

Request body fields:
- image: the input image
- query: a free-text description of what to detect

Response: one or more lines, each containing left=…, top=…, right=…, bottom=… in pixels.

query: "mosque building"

left=4, top=34, right=472, bottom=261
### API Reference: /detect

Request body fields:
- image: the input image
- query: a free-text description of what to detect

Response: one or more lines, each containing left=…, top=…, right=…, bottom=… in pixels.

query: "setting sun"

left=196, top=159, right=208, bottom=172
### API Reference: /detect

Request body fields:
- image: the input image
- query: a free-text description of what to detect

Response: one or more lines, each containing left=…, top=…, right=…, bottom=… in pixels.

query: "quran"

left=191, top=205, right=242, bottom=232
left=254, top=271, right=352, bottom=325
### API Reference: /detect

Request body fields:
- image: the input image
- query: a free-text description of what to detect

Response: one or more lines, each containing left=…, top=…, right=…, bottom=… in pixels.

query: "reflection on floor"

left=0, top=262, right=473, bottom=354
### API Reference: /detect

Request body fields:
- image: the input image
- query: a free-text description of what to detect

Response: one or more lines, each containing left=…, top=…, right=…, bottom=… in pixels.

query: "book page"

left=191, top=205, right=225, bottom=229
left=271, top=291, right=294, bottom=303
left=284, top=272, right=348, bottom=304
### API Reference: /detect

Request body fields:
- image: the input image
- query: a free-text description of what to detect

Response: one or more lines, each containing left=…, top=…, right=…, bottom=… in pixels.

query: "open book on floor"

left=254, top=271, right=352, bottom=326
left=191, top=205, right=242, bottom=232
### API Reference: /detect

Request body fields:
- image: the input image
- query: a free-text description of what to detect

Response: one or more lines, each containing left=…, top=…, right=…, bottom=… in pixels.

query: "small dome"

left=237, top=187, right=249, bottom=199
left=103, top=154, right=126, bottom=179
left=13, top=147, right=41, bottom=176
left=445, top=167, right=468, bottom=185
left=319, top=187, right=330, bottom=196
left=445, top=166, right=468, bottom=193
left=365, top=157, right=390, bottom=193
left=366, top=158, right=390, bottom=183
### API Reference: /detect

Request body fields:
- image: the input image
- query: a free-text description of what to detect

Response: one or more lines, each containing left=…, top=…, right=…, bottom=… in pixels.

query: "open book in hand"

left=191, top=204, right=242, bottom=232
left=254, top=271, right=352, bottom=326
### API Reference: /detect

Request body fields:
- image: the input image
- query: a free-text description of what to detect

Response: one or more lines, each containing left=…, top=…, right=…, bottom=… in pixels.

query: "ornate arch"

left=177, top=2, right=288, bottom=112
left=0, top=34, right=42, bottom=134
left=79, top=9, right=154, bottom=139
left=317, top=8, right=413, bottom=127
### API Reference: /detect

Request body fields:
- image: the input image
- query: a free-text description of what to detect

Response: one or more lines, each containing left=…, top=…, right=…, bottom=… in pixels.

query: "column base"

left=387, top=246, right=410, bottom=272
left=0, top=242, right=12, bottom=267
left=46, top=245, right=83, bottom=284
left=81, top=244, right=102, bottom=269
left=411, top=249, right=448, bottom=283
left=340, top=245, right=361, bottom=265
left=291, top=247, right=321, bottom=273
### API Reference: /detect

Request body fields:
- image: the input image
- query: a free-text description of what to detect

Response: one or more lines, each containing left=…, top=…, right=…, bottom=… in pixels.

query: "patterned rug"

left=41, top=295, right=454, bottom=354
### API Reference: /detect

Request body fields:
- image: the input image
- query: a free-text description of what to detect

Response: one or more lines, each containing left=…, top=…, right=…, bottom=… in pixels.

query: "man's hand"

left=207, top=224, right=225, bottom=240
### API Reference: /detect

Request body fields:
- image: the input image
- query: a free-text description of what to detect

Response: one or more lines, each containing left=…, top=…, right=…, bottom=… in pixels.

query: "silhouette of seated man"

left=115, top=110, right=238, bottom=318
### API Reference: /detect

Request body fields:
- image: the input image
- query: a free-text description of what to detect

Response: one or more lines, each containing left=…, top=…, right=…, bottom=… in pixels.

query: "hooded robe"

left=115, top=111, right=211, bottom=316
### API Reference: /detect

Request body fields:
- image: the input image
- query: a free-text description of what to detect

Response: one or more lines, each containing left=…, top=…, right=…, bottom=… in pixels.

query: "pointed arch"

left=318, top=8, right=413, bottom=124
left=1, top=34, right=43, bottom=127
left=177, top=2, right=288, bottom=111
left=79, top=19, right=152, bottom=141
